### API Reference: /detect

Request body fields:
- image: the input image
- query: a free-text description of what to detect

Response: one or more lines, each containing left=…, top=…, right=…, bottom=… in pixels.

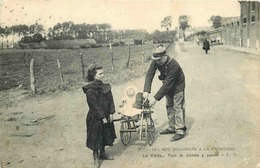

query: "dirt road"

left=0, top=42, right=259, bottom=168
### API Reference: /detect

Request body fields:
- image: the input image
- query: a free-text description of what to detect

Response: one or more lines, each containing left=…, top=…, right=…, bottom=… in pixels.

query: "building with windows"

left=221, top=17, right=240, bottom=47
left=240, top=1, right=260, bottom=51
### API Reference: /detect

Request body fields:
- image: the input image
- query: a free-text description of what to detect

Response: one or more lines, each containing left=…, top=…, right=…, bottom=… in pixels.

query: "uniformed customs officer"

left=143, top=44, right=187, bottom=141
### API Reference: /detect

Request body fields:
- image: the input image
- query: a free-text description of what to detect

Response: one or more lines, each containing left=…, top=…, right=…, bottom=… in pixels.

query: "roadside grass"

left=0, top=43, right=159, bottom=106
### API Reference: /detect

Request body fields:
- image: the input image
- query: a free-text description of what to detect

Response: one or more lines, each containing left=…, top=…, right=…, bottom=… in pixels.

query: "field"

left=0, top=44, right=157, bottom=107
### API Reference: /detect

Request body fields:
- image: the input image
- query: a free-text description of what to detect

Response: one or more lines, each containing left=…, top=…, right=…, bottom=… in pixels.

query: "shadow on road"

left=185, top=116, right=195, bottom=135
left=103, top=120, right=170, bottom=161
left=152, top=116, right=195, bottom=142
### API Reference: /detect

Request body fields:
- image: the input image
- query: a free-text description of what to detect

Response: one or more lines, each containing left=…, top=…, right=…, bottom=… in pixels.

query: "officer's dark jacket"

left=143, top=55, right=185, bottom=101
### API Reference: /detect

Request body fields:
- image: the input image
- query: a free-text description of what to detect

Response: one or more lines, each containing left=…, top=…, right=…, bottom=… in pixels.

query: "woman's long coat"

left=203, top=40, right=210, bottom=50
left=82, top=80, right=116, bottom=150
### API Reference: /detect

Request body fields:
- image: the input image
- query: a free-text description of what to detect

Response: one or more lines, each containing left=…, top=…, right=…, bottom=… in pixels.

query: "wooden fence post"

left=1, top=34, right=3, bottom=50
left=80, top=53, right=86, bottom=82
left=109, top=41, right=115, bottom=71
left=23, top=52, right=26, bottom=64
left=126, top=42, right=131, bottom=68
left=57, top=59, right=64, bottom=85
left=30, top=59, right=36, bottom=94
left=110, top=50, right=114, bottom=71
left=141, top=40, right=144, bottom=64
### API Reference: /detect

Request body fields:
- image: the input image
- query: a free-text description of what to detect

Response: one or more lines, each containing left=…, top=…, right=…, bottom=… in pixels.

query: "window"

left=237, top=21, right=240, bottom=26
left=243, top=18, right=247, bottom=26
left=252, top=2, right=256, bottom=12
left=231, top=23, right=234, bottom=26
left=251, top=15, right=255, bottom=24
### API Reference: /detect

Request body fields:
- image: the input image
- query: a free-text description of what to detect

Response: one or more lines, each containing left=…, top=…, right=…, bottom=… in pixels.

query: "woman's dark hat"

left=151, top=44, right=166, bottom=60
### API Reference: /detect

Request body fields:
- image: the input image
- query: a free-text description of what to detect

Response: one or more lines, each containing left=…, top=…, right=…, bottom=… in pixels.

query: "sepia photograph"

left=0, top=0, right=259, bottom=168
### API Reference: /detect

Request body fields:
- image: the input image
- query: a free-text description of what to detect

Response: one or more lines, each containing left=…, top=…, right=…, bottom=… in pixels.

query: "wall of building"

left=207, top=1, right=260, bottom=51
left=221, top=18, right=240, bottom=47
left=240, top=1, right=260, bottom=50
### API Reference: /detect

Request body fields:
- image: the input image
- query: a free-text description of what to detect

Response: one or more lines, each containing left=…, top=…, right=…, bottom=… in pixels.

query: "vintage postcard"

left=0, top=0, right=259, bottom=168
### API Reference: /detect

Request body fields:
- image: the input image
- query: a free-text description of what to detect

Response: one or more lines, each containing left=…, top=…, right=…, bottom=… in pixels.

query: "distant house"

left=180, top=26, right=212, bottom=42
left=0, top=33, right=22, bottom=49
left=221, top=17, right=240, bottom=47
left=240, top=1, right=260, bottom=51
left=207, top=28, right=222, bottom=44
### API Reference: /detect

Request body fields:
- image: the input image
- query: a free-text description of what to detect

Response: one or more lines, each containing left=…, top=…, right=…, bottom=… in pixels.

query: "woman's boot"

left=93, top=150, right=100, bottom=168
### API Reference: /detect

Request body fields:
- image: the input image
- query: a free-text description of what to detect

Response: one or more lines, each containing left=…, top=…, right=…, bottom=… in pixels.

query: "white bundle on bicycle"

left=118, top=86, right=149, bottom=117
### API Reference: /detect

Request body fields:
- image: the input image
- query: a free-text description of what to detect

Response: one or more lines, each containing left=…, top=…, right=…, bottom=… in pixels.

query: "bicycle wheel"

left=120, top=122, right=131, bottom=146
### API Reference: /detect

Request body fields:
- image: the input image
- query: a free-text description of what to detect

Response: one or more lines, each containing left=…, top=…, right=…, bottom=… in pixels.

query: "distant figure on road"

left=143, top=44, right=187, bottom=141
left=202, top=39, right=210, bottom=54
left=82, top=64, right=116, bottom=168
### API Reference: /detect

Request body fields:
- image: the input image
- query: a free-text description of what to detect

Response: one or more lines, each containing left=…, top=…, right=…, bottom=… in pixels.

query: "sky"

left=0, top=0, right=241, bottom=32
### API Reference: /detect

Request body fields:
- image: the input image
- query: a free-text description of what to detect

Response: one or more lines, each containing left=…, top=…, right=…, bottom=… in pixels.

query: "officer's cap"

left=151, top=44, right=166, bottom=60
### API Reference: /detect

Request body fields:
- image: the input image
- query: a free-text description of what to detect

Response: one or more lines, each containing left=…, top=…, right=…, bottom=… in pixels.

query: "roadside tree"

left=209, top=15, right=222, bottom=29
left=178, top=15, right=190, bottom=39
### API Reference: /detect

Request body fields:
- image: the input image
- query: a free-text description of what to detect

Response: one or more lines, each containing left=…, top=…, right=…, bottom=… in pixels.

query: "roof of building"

left=222, top=16, right=240, bottom=24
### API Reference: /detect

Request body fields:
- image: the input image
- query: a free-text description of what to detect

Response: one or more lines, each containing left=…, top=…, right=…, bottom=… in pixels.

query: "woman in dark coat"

left=82, top=64, right=116, bottom=168
left=203, top=38, right=210, bottom=54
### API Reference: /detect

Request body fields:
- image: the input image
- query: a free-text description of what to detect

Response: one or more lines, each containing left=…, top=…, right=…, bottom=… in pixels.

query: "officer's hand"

left=143, top=92, right=149, bottom=101
left=150, top=97, right=157, bottom=108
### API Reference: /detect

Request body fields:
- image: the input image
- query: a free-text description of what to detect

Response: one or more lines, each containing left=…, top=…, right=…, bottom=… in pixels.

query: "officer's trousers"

left=165, top=91, right=186, bottom=135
